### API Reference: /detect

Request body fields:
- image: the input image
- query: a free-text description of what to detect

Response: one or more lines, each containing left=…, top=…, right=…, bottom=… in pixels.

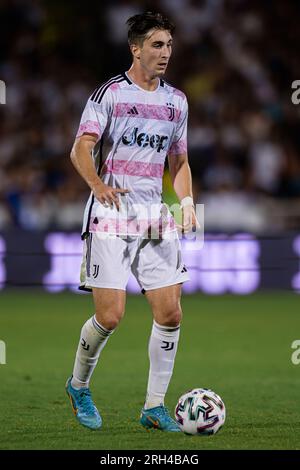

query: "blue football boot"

left=140, top=405, right=181, bottom=432
left=65, top=377, right=102, bottom=430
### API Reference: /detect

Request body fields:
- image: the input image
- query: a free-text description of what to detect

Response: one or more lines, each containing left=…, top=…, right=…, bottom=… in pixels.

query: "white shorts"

left=79, top=232, right=189, bottom=292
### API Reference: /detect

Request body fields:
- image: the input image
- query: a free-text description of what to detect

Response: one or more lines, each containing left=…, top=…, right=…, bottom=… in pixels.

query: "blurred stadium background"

left=0, top=0, right=300, bottom=292
left=1, top=0, right=300, bottom=450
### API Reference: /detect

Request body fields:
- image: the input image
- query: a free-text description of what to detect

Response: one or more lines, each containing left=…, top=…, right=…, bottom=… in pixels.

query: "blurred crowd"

left=0, top=0, right=300, bottom=233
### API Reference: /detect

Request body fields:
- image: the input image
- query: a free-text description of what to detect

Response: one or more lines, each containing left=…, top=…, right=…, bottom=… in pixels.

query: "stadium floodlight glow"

left=182, top=233, right=260, bottom=295
left=292, top=235, right=300, bottom=292
left=0, top=80, right=6, bottom=104
left=0, top=237, right=6, bottom=290
left=43, top=233, right=82, bottom=292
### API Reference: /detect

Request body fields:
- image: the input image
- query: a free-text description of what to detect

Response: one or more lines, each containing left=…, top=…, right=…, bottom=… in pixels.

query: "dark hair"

left=126, top=11, right=175, bottom=46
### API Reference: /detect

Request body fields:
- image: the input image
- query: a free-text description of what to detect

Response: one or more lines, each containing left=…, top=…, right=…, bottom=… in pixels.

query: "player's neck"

left=126, top=66, right=159, bottom=92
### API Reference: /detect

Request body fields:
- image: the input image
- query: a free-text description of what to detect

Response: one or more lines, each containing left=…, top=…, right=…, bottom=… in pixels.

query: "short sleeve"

left=75, top=87, right=113, bottom=143
left=168, top=97, right=188, bottom=156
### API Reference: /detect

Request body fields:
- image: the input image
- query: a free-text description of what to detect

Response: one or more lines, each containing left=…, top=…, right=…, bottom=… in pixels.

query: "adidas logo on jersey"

left=122, top=127, right=168, bottom=153
left=127, top=106, right=139, bottom=115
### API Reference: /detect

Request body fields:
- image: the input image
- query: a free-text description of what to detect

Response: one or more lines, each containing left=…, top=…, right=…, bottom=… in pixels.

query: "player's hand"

left=176, top=198, right=200, bottom=234
left=92, top=182, right=130, bottom=211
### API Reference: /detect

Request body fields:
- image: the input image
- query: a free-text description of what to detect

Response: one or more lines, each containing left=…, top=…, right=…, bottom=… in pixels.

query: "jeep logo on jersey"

left=122, top=127, right=168, bottom=153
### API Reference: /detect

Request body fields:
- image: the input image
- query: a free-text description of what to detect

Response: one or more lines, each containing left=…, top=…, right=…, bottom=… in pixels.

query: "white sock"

left=144, top=320, right=180, bottom=409
left=71, top=315, right=114, bottom=389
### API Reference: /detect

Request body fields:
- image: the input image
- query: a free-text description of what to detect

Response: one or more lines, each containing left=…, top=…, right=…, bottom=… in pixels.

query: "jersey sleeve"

left=75, top=87, right=114, bottom=143
left=168, top=96, right=188, bottom=156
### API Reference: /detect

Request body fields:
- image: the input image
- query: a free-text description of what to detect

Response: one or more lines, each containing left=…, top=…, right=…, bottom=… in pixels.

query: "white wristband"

left=180, top=196, right=194, bottom=208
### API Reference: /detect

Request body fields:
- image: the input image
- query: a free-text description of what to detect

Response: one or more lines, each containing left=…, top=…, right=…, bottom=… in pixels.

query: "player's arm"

left=168, top=152, right=199, bottom=232
left=70, top=133, right=129, bottom=210
left=168, top=152, right=192, bottom=201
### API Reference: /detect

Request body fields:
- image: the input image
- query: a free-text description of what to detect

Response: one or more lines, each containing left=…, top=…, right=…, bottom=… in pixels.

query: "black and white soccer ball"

left=174, top=388, right=226, bottom=435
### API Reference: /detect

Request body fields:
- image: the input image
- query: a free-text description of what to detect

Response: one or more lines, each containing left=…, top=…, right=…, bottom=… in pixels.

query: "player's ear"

left=130, top=43, right=141, bottom=60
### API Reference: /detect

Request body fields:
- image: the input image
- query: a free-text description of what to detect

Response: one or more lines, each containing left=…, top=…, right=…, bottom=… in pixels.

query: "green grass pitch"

left=0, top=290, right=300, bottom=450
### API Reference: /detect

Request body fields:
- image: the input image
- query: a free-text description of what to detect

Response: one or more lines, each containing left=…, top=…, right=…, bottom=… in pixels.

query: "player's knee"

left=95, top=306, right=125, bottom=331
left=95, top=314, right=122, bottom=331
left=157, top=305, right=182, bottom=327
left=101, top=317, right=121, bottom=330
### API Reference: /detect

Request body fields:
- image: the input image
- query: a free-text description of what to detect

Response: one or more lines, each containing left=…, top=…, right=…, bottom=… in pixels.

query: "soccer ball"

left=174, top=388, right=226, bottom=435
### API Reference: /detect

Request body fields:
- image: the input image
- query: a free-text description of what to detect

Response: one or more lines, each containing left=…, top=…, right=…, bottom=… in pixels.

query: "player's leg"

left=66, top=233, right=130, bottom=430
left=132, top=235, right=188, bottom=432
left=145, top=283, right=182, bottom=408
left=139, top=284, right=182, bottom=431
left=72, top=287, right=126, bottom=389
left=66, top=288, right=126, bottom=430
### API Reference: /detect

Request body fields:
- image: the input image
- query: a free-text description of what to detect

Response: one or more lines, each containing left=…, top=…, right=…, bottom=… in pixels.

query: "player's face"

left=138, top=29, right=173, bottom=78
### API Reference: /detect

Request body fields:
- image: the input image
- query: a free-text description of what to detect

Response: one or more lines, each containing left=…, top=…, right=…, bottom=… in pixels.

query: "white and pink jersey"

left=76, top=72, right=188, bottom=238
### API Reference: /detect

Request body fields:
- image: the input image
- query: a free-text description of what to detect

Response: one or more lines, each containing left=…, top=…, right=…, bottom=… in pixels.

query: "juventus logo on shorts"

left=92, top=264, right=99, bottom=278
left=161, top=341, right=175, bottom=351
